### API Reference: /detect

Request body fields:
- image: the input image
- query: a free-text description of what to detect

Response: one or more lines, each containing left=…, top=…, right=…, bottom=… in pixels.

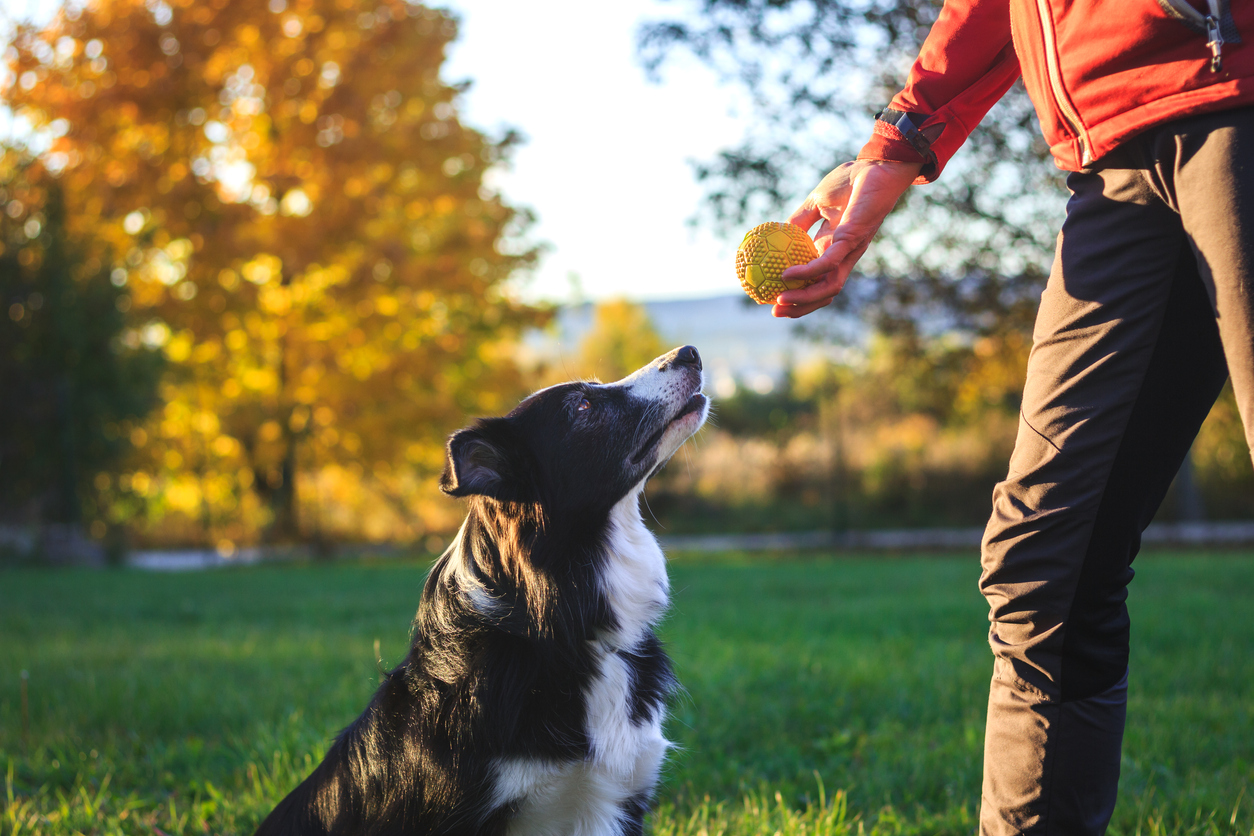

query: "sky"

left=441, top=0, right=759, bottom=304
left=1, top=0, right=776, bottom=304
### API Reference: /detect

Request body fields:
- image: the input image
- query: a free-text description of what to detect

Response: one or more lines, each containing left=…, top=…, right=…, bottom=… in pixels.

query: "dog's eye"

left=577, top=398, right=591, bottom=411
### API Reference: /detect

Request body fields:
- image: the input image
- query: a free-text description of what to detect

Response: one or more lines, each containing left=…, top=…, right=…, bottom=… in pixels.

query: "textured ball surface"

left=735, top=222, right=820, bottom=304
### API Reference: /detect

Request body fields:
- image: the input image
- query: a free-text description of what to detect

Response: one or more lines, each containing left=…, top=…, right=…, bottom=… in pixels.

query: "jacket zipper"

left=1035, top=0, right=1094, bottom=165
left=1207, top=7, right=1225, bottom=72
left=1156, top=0, right=1229, bottom=71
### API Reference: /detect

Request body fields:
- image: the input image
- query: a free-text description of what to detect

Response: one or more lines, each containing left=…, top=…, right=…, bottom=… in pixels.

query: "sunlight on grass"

left=2, top=554, right=1253, bottom=835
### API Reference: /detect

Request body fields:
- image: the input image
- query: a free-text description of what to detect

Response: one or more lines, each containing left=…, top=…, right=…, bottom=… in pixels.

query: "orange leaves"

left=9, top=0, right=543, bottom=545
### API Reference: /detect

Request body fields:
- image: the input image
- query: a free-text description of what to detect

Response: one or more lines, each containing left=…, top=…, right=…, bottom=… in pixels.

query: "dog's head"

left=440, top=345, right=708, bottom=514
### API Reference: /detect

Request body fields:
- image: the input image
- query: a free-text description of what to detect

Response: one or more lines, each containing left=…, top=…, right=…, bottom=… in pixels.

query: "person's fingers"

left=774, top=238, right=870, bottom=315
left=790, top=164, right=856, bottom=232
left=771, top=296, right=833, bottom=318
left=788, top=202, right=823, bottom=233
left=780, top=230, right=857, bottom=284
left=778, top=270, right=847, bottom=305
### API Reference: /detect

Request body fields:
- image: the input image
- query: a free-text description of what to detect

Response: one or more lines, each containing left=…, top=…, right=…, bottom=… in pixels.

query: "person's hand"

left=771, top=159, right=922, bottom=318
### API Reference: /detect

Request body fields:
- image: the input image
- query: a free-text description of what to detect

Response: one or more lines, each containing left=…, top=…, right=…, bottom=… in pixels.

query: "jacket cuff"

left=858, top=121, right=937, bottom=183
left=856, top=136, right=934, bottom=184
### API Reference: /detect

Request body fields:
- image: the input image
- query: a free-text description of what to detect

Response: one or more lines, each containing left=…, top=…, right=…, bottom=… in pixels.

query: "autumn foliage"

left=4, top=0, right=544, bottom=547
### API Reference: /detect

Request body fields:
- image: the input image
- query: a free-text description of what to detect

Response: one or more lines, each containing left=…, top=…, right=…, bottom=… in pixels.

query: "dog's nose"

left=671, top=345, right=701, bottom=371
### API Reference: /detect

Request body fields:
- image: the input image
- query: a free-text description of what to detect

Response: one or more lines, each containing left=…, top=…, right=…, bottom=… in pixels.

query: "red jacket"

left=860, top=0, right=1254, bottom=182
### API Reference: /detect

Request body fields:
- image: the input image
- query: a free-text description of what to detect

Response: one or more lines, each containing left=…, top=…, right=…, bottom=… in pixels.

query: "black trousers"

left=978, top=107, right=1254, bottom=835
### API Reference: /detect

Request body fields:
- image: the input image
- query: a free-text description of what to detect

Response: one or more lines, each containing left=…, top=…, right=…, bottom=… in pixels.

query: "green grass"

left=2, top=552, right=1253, bottom=835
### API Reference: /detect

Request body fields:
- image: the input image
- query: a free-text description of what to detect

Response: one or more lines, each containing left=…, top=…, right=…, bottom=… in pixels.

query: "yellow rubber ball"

left=735, top=222, right=820, bottom=305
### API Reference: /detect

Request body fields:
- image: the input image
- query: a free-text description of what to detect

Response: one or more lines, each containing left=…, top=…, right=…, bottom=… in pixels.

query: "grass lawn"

left=2, top=551, right=1252, bottom=835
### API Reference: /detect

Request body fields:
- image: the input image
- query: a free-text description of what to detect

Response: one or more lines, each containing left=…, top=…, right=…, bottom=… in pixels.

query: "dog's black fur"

left=254, top=346, right=707, bottom=836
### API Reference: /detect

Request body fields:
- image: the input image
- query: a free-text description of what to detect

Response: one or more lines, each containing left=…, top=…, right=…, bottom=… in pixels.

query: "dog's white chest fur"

left=493, top=493, right=671, bottom=836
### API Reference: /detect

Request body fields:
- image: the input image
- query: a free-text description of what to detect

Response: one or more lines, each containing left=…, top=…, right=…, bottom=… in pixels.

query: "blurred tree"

left=6, top=0, right=543, bottom=543
left=576, top=298, right=665, bottom=382
left=638, top=0, right=1063, bottom=334
left=1192, top=385, right=1254, bottom=519
left=0, top=154, right=162, bottom=528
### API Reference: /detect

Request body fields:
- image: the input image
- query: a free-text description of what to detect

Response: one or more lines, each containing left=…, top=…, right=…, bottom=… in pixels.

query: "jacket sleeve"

left=858, top=0, right=1021, bottom=183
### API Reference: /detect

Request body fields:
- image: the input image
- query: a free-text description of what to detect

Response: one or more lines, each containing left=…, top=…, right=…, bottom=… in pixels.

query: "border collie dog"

left=255, top=346, right=708, bottom=836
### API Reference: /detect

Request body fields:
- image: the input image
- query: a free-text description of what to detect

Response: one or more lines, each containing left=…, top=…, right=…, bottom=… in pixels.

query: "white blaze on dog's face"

left=440, top=346, right=709, bottom=513
left=609, top=346, right=709, bottom=471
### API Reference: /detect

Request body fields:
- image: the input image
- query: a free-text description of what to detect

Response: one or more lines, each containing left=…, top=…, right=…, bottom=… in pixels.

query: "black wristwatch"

left=875, top=108, right=938, bottom=171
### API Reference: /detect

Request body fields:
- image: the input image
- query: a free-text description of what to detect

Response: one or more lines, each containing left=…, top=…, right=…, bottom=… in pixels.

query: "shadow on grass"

left=2, top=553, right=1252, bottom=835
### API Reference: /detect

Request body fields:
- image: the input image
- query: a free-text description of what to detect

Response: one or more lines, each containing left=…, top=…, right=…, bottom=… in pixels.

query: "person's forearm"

left=859, top=0, right=1020, bottom=183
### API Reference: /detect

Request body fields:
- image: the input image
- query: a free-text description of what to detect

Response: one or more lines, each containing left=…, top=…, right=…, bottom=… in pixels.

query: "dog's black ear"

left=441, top=423, right=512, bottom=498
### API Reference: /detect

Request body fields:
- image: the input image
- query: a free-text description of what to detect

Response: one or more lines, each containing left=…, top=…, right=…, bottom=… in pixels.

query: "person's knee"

left=982, top=465, right=1135, bottom=706
left=984, top=594, right=1130, bottom=705
left=1059, top=595, right=1130, bottom=701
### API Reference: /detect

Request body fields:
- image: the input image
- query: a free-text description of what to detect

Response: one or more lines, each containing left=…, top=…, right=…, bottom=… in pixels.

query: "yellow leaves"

left=574, top=299, right=665, bottom=383
left=369, top=163, right=394, bottom=184
left=870, top=413, right=939, bottom=457
left=374, top=294, right=399, bottom=316
left=8, top=0, right=544, bottom=545
left=241, top=367, right=276, bottom=392
left=164, top=476, right=201, bottom=513
left=104, top=159, right=130, bottom=186
left=168, top=237, right=193, bottom=259
left=190, top=340, right=220, bottom=364
left=193, top=411, right=220, bottom=436
left=140, top=320, right=171, bottom=347
left=236, top=25, right=261, bottom=47
left=241, top=253, right=281, bottom=285
left=258, top=284, right=291, bottom=315
left=301, top=263, right=348, bottom=291
left=289, top=405, right=310, bottom=432
left=129, top=471, right=151, bottom=496
left=953, top=331, right=1031, bottom=421
left=477, top=391, right=503, bottom=413
left=396, top=166, right=420, bottom=192
left=165, top=329, right=193, bottom=362
left=343, top=176, right=367, bottom=198
left=211, top=435, right=239, bottom=457
left=304, top=321, right=333, bottom=342
left=279, top=188, right=312, bottom=216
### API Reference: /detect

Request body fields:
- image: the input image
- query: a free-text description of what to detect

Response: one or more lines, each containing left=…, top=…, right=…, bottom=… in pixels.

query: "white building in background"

left=522, top=294, right=865, bottom=398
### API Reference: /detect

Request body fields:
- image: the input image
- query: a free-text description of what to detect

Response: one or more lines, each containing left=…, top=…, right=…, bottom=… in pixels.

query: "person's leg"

left=978, top=148, right=1230, bottom=835
left=1167, top=106, right=1254, bottom=452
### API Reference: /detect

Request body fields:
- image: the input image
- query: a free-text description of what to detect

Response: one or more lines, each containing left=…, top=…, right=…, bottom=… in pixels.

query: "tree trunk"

left=55, top=377, right=80, bottom=524
left=264, top=326, right=300, bottom=543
